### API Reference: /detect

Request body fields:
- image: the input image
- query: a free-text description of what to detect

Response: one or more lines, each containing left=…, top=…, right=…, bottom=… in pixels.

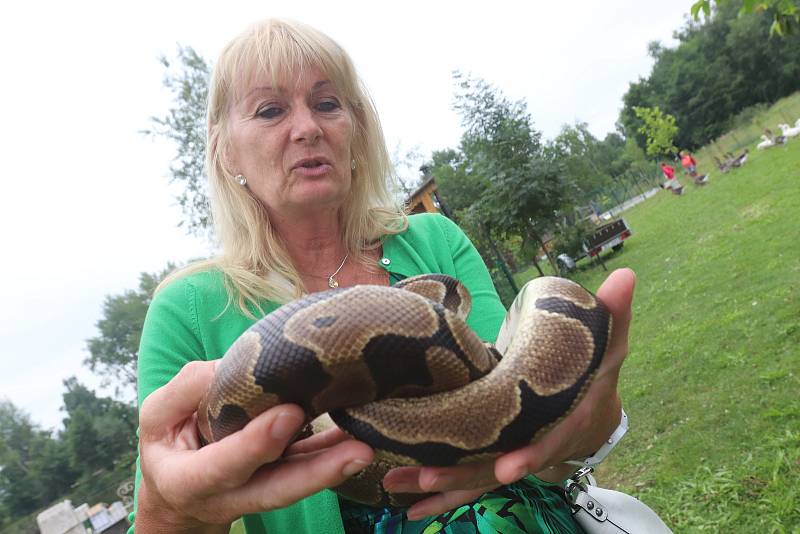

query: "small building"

left=405, top=176, right=454, bottom=219
left=36, top=500, right=87, bottom=534
left=87, top=502, right=128, bottom=534
left=36, top=500, right=128, bottom=534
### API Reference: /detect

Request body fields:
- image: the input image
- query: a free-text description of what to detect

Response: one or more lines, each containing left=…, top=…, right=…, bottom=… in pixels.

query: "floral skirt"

left=339, top=476, right=583, bottom=534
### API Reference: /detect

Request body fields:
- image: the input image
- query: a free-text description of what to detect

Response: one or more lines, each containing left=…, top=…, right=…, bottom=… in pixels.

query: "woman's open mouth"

left=293, top=158, right=333, bottom=177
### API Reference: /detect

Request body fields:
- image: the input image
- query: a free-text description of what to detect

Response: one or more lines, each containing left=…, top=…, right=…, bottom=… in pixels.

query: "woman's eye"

left=256, top=105, right=283, bottom=119
left=316, top=99, right=341, bottom=112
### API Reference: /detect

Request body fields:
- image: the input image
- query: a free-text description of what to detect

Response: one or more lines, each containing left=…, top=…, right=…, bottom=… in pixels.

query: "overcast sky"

left=0, top=0, right=689, bottom=430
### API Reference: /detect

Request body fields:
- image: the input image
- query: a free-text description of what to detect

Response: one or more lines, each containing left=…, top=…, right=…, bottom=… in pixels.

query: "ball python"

left=197, top=274, right=611, bottom=507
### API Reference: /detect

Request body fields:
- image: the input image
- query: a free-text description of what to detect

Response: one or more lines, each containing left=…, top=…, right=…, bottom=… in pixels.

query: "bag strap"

left=564, top=467, right=609, bottom=522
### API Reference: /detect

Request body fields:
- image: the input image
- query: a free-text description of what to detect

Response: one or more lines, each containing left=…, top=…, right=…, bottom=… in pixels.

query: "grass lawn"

left=515, top=116, right=799, bottom=531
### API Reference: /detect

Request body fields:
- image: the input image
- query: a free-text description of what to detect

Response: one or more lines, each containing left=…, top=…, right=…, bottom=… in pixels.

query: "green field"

left=514, top=100, right=800, bottom=532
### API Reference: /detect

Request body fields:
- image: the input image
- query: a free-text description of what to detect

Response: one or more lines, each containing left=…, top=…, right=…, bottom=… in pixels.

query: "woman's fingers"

left=406, top=486, right=496, bottom=521
left=217, top=439, right=374, bottom=513
left=139, top=360, right=374, bottom=524
left=139, top=360, right=215, bottom=439
left=381, top=466, right=423, bottom=493
left=190, top=404, right=307, bottom=490
left=595, top=268, right=636, bottom=368
left=148, top=438, right=373, bottom=525
left=382, top=462, right=499, bottom=522
left=493, top=428, right=573, bottom=484
left=384, top=461, right=497, bottom=494
left=142, top=405, right=309, bottom=510
left=492, top=369, right=624, bottom=483
left=596, top=268, right=636, bottom=317
left=286, top=426, right=355, bottom=455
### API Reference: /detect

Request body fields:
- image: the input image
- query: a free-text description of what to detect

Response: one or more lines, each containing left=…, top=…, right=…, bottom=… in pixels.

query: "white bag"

left=565, top=467, right=673, bottom=534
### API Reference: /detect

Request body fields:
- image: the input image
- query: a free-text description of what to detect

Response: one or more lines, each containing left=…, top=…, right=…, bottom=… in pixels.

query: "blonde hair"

left=162, top=19, right=407, bottom=315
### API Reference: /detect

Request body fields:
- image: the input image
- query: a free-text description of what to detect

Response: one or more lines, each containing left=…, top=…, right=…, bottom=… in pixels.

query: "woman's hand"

left=136, top=360, right=373, bottom=532
left=382, top=268, right=636, bottom=520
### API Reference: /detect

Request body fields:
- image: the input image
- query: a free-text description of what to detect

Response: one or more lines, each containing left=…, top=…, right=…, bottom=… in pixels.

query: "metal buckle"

left=564, top=466, right=595, bottom=506
left=564, top=467, right=610, bottom=521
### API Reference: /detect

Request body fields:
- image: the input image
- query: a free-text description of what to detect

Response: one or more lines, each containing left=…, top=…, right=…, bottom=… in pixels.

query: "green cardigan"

left=129, top=213, right=507, bottom=533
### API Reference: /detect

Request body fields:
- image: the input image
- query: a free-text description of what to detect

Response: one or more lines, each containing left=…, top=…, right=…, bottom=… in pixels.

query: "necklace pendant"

left=325, top=252, right=348, bottom=289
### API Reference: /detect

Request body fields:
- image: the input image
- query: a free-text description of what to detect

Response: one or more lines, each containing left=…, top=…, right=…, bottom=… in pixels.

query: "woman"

left=131, top=18, right=635, bottom=534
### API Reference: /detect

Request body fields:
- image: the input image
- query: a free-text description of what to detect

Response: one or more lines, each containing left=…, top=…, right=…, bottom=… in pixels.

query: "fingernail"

left=342, top=459, right=369, bottom=477
left=383, top=480, right=414, bottom=493
left=407, top=506, right=427, bottom=521
left=271, top=411, right=302, bottom=440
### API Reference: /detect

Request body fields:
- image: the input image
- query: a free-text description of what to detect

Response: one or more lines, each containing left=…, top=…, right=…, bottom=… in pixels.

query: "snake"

left=197, top=274, right=612, bottom=507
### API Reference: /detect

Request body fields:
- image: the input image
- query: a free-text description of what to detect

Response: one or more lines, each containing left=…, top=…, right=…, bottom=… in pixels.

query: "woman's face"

left=227, top=66, right=354, bottom=219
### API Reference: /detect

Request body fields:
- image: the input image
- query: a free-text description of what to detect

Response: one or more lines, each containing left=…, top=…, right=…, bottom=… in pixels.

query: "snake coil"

left=197, top=274, right=611, bottom=506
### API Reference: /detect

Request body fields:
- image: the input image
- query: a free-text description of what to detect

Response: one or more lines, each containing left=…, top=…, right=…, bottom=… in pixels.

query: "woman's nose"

left=290, top=106, right=322, bottom=144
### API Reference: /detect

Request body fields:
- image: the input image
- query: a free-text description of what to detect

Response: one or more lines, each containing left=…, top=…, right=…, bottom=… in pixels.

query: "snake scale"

left=197, top=274, right=612, bottom=506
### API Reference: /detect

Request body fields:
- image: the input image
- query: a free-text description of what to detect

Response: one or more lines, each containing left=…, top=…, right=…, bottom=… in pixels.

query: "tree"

left=550, top=123, right=628, bottom=198
left=450, top=73, right=570, bottom=274
left=692, top=0, right=800, bottom=36
left=27, top=437, right=76, bottom=507
left=0, top=401, right=41, bottom=521
left=619, top=4, right=800, bottom=150
left=63, top=409, right=104, bottom=473
left=0, top=401, right=76, bottom=525
left=0, top=384, right=139, bottom=527
left=62, top=379, right=137, bottom=473
left=84, top=265, right=174, bottom=394
left=633, top=106, right=679, bottom=158
left=391, top=143, right=426, bottom=196
left=144, top=46, right=211, bottom=236
left=428, top=148, right=489, bottom=214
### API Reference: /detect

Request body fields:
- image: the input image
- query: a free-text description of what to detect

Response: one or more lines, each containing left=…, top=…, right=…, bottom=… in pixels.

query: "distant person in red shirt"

left=680, top=151, right=697, bottom=174
left=660, top=162, right=683, bottom=195
left=680, top=151, right=708, bottom=185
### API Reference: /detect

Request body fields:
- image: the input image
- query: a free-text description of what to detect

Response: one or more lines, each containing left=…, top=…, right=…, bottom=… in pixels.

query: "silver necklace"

left=327, top=253, right=349, bottom=288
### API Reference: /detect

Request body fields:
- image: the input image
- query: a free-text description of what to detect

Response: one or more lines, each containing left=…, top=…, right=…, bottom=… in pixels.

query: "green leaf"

left=742, top=0, right=759, bottom=13
left=770, top=17, right=784, bottom=36
left=690, top=0, right=706, bottom=19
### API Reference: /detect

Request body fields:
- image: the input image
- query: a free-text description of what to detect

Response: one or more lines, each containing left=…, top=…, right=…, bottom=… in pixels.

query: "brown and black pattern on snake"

left=393, top=274, right=472, bottom=320
left=197, top=274, right=611, bottom=506
left=198, top=283, right=495, bottom=444
left=331, top=283, right=610, bottom=466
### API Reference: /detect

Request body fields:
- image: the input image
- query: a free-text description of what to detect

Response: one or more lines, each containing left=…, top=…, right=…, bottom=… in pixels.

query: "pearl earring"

left=235, top=174, right=247, bottom=186
left=351, top=159, right=356, bottom=171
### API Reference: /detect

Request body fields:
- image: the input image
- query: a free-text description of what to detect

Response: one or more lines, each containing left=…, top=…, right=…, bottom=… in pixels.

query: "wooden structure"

left=405, top=175, right=519, bottom=293
left=405, top=176, right=453, bottom=219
